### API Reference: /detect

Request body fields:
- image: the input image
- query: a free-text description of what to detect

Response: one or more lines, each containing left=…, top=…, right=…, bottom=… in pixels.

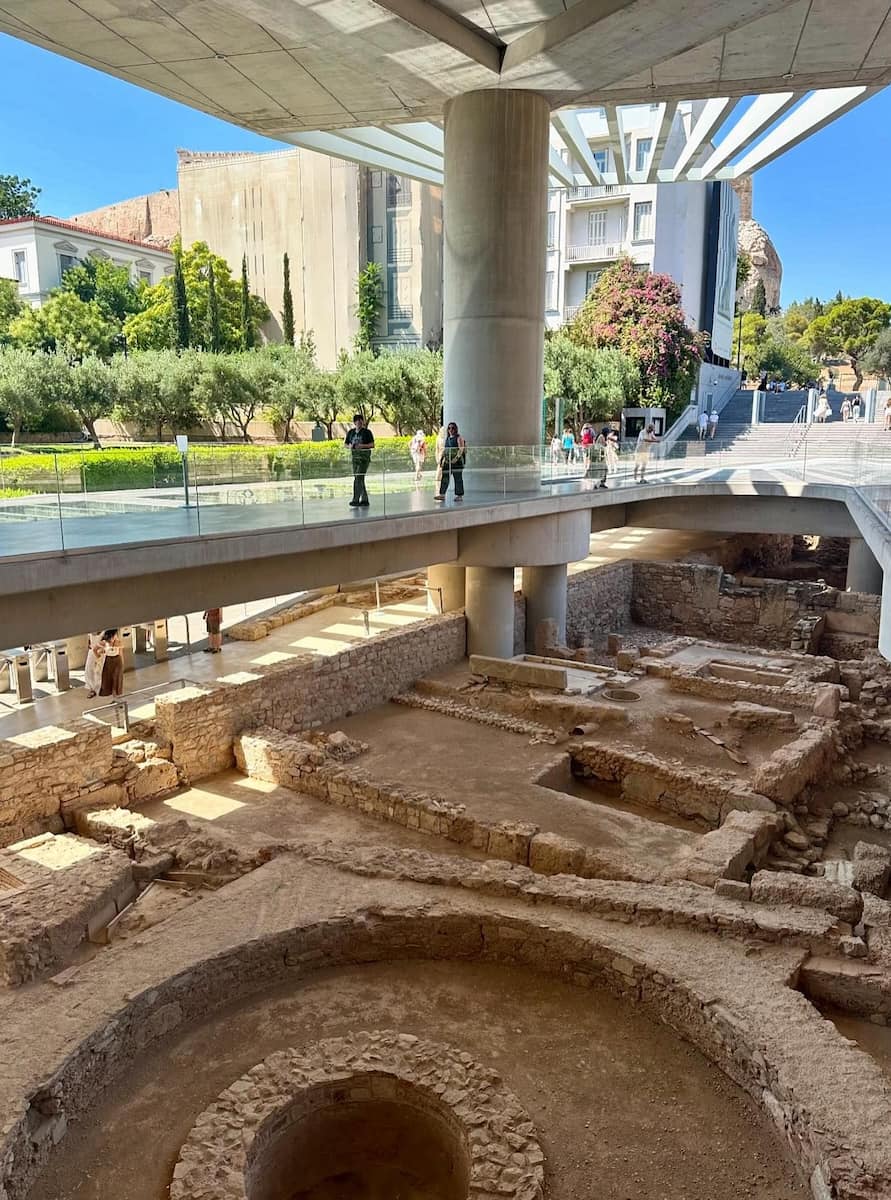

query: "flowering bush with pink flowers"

left=570, top=258, right=709, bottom=414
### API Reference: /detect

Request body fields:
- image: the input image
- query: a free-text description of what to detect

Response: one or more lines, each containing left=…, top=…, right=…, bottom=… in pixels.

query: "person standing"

left=852, top=395, right=862, bottom=422
left=98, top=629, right=124, bottom=697
left=434, top=421, right=466, bottom=502
left=203, top=608, right=223, bottom=654
left=560, top=425, right=575, bottom=467
left=409, top=430, right=427, bottom=484
left=633, top=423, right=660, bottom=483
left=884, top=395, right=891, bottom=431
left=604, top=427, right=620, bottom=479
left=708, top=408, right=720, bottom=439
left=841, top=397, right=852, bottom=422
left=83, top=631, right=104, bottom=698
left=580, top=423, right=595, bottom=466
left=697, top=410, right=708, bottom=440
left=345, top=414, right=374, bottom=508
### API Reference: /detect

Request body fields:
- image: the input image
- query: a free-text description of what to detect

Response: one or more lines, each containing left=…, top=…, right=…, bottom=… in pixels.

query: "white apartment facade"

left=547, top=104, right=739, bottom=362
left=0, top=216, right=174, bottom=307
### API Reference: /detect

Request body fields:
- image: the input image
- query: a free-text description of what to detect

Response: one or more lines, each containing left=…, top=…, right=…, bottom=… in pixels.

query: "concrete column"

left=465, top=566, right=516, bottom=659
left=427, top=563, right=466, bottom=613
left=443, top=90, right=550, bottom=478
left=751, top=391, right=763, bottom=425
left=522, top=563, right=567, bottom=652
left=847, top=537, right=884, bottom=595
left=64, top=634, right=89, bottom=670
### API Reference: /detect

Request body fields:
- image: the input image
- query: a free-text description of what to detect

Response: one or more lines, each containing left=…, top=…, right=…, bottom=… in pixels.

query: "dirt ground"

left=28, top=960, right=808, bottom=1200
left=829, top=1010, right=891, bottom=1077
left=326, top=705, right=698, bottom=869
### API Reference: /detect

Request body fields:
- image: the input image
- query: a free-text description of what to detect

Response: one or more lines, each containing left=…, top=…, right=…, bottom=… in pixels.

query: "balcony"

left=566, top=242, right=623, bottom=264
left=388, top=304, right=414, bottom=322
left=387, top=246, right=413, bottom=266
left=568, top=184, right=629, bottom=202
left=563, top=305, right=581, bottom=323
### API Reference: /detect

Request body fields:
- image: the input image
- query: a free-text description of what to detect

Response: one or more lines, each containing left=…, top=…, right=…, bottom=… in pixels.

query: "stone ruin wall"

left=68, top=189, right=180, bottom=248
left=630, top=560, right=880, bottom=655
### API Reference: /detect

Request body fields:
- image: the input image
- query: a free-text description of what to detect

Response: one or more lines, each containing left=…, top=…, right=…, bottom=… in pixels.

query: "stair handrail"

left=785, top=405, right=810, bottom=458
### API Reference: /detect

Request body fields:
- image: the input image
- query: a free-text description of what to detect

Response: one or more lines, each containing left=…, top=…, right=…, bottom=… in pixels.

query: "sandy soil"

left=326, top=705, right=698, bottom=869
left=28, top=960, right=807, bottom=1200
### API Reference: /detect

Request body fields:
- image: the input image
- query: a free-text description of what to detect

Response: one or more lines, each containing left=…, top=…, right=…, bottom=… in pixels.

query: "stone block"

left=616, top=648, right=640, bottom=671
left=485, top=822, right=538, bottom=864
left=813, top=684, right=842, bottom=719
left=852, top=841, right=891, bottom=896
left=529, top=832, right=586, bottom=876
left=606, top=633, right=623, bottom=656
left=129, top=759, right=179, bottom=803
left=714, top=879, right=751, bottom=901
left=727, top=702, right=796, bottom=732
left=469, top=656, right=568, bottom=690
left=750, top=869, right=862, bottom=924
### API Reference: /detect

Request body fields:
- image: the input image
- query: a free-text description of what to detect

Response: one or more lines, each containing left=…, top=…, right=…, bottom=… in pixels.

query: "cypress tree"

left=207, top=262, right=222, bottom=352
left=172, top=250, right=191, bottom=350
left=751, top=277, right=767, bottom=317
left=282, top=252, right=295, bottom=346
left=240, top=254, right=255, bottom=351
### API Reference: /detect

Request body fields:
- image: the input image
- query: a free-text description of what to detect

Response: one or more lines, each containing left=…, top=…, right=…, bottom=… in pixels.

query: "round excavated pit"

left=601, top=688, right=641, bottom=703
left=171, top=1031, right=543, bottom=1200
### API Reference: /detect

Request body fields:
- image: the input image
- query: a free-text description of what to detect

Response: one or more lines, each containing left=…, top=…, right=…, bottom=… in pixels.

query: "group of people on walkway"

left=346, top=416, right=467, bottom=508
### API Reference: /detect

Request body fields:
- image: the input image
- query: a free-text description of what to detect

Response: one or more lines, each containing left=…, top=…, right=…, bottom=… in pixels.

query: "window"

left=635, top=138, right=652, bottom=173
left=592, top=149, right=609, bottom=175
left=585, top=269, right=602, bottom=293
left=545, top=270, right=556, bottom=310
left=371, top=224, right=383, bottom=244
left=58, top=253, right=78, bottom=277
left=633, top=201, right=653, bottom=240
left=386, top=173, right=411, bottom=208
left=371, top=170, right=382, bottom=188
left=138, top=269, right=152, bottom=284
left=12, top=250, right=27, bottom=286
left=388, top=216, right=412, bottom=265
left=547, top=211, right=557, bottom=248
left=587, top=210, right=607, bottom=245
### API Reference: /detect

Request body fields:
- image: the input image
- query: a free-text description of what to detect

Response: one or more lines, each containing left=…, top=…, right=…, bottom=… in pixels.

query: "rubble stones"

left=852, top=842, right=891, bottom=896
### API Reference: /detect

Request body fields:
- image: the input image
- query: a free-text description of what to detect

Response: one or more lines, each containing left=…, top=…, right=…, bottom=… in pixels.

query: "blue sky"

left=2, top=33, right=889, bottom=306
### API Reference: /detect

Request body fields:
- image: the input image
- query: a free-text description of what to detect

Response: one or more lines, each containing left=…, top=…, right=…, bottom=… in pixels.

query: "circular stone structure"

left=602, top=688, right=641, bottom=703
left=170, top=1030, right=544, bottom=1200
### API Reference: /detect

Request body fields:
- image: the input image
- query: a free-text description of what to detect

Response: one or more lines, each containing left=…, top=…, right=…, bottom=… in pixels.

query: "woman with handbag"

left=434, top=422, right=467, bottom=502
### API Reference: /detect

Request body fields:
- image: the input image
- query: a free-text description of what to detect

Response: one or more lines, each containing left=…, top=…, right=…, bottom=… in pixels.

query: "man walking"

left=697, top=410, right=708, bottom=440
left=708, top=407, right=720, bottom=439
left=345, top=413, right=374, bottom=508
left=633, top=423, right=660, bottom=483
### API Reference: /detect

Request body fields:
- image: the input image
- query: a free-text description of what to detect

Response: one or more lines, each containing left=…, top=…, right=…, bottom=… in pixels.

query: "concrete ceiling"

left=1, top=0, right=889, bottom=131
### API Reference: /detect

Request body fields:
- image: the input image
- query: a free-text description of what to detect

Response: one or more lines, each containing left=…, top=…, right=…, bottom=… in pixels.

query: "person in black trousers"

left=435, top=421, right=467, bottom=502
left=345, top=413, right=374, bottom=507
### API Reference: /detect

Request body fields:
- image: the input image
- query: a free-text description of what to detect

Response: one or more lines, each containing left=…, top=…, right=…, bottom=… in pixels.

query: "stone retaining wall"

left=570, top=743, right=775, bottom=827
left=156, top=613, right=466, bottom=783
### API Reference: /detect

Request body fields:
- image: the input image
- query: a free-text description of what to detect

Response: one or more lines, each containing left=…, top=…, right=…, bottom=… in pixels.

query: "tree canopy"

left=0, top=174, right=40, bottom=219
left=8, top=292, right=115, bottom=360
left=569, top=257, right=706, bottom=412
left=804, top=297, right=891, bottom=389
left=0, top=278, right=25, bottom=345
left=123, top=240, right=269, bottom=352
left=59, top=256, right=144, bottom=325
left=543, top=334, right=639, bottom=426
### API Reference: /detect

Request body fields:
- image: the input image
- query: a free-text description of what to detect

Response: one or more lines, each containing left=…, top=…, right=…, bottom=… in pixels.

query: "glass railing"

left=1, top=435, right=891, bottom=558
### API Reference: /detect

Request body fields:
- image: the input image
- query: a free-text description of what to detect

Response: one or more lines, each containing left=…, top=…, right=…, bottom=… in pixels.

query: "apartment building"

left=0, top=216, right=174, bottom=307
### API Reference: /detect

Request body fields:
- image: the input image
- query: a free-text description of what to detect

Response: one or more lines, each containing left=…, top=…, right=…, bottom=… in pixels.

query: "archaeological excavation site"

left=4, top=541, right=891, bottom=1200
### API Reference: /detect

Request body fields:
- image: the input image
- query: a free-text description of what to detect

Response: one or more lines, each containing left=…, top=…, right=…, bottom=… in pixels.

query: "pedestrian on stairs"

left=697, top=410, right=708, bottom=440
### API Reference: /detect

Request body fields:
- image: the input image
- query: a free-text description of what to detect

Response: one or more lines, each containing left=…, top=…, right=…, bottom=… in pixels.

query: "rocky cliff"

left=68, top=189, right=180, bottom=249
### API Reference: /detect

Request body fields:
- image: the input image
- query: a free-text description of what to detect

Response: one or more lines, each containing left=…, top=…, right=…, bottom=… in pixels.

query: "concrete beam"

left=625, top=495, right=859, bottom=537
left=369, top=0, right=503, bottom=73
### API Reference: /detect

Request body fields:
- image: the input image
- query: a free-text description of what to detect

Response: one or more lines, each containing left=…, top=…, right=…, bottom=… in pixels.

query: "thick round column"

left=427, top=563, right=466, bottom=612
left=465, top=566, right=516, bottom=659
left=847, top=537, right=884, bottom=595
left=443, top=90, right=550, bottom=460
left=522, top=563, right=567, bottom=652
